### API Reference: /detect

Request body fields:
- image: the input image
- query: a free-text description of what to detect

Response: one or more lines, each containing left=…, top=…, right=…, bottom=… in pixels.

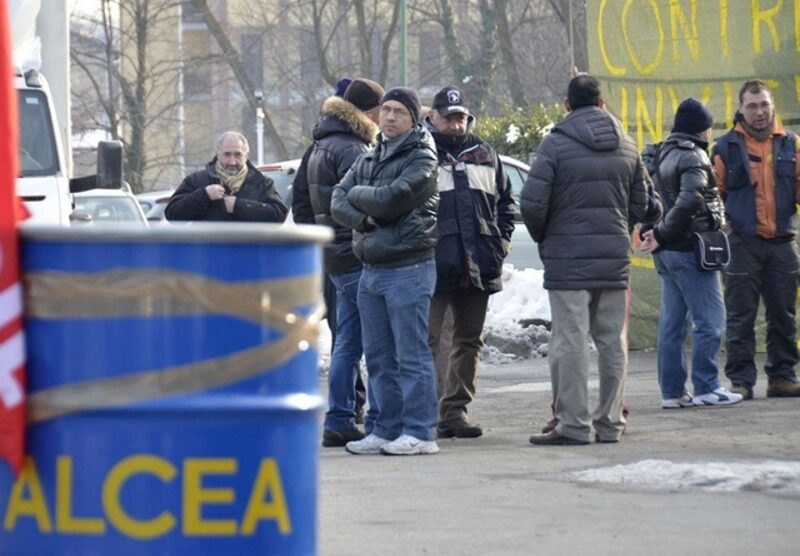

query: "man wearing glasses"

left=331, top=88, right=441, bottom=456
left=712, top=80, right=800, bottom=400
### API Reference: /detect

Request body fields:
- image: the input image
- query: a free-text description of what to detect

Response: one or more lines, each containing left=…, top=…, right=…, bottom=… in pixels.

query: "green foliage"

left=474, top=104, right=565, bottom=162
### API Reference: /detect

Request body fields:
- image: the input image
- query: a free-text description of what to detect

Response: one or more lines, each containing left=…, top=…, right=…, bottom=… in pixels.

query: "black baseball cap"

left=432, top=86, right=469, bottom=116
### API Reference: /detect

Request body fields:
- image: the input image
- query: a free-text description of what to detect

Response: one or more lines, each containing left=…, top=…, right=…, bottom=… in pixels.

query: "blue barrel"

left=0, top=223, right=331, bottom=556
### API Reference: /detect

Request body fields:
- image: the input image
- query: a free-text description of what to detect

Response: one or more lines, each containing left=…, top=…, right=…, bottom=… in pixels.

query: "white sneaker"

left=692, top=387, right=744, bottom=407
left=380, top=434, right=439, bottom=456
left=345, top=433, right=390, bottom=455
left=662, top=393, right=695, bottom=409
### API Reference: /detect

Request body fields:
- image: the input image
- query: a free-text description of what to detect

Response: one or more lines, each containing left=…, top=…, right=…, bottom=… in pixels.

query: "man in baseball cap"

left=425, top=85, right=515, bottom=440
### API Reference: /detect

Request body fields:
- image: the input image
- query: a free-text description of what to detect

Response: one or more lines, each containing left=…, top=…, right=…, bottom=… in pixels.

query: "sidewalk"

left=318, top=352, right=800, bottom=555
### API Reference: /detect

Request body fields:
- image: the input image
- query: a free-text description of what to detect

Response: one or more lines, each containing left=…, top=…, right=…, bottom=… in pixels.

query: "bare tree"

left=190, top=0, right=288, bottom=159
left=494, top=0, right=527, bottom=106
left=412, top=0, right=497, bottom=111
left=71, top=0, right=190, bottom=192
left=302, top=0, right=402, bottom=87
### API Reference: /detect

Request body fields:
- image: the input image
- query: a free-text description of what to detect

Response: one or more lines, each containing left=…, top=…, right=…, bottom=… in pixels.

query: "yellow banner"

left=587, top=0, right=800, bottom=148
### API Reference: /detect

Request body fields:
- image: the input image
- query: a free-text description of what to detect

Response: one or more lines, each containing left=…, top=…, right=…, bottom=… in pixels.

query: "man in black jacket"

left=425, top=86, right=515, bottom=439
left=522, top=75, right=647, bottom=445
left=306, top=77, right=385, bottom=447
left=331, top=87, right=440, bottom=456
left=640, top=98, right=743, bottom=409
left=165, top=131, right=287, bottom=223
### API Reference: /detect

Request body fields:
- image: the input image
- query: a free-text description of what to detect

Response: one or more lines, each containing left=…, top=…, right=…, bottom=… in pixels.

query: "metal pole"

left=255, top=92, right=264, bottom=166
left=177, top=4, right=186, bottom=177
left=400, top=0, right=407, bottom=86
left=568, top=0, right=575, bottom=72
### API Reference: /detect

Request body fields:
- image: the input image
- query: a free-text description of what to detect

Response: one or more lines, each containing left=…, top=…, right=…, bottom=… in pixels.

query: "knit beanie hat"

left=673, top=98, right=713, bottom=134
left=381, top=87, right=422, bottom=124
left=343, top=78, right=385, bottom=112
left=335, top=77, right=353, bottom=97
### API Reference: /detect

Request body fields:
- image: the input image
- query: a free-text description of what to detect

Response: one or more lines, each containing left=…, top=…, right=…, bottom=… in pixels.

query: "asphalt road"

left=318, top=351, right=800, bottom=556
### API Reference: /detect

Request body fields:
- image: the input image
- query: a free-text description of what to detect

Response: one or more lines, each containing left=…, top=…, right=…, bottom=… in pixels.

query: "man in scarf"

left=166, top=131, right=288, bottom=222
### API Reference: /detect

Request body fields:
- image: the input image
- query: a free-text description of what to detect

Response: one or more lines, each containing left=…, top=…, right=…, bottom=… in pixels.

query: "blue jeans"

left=654, top=249, right=725, bottom=398
left=323, top=270, right=377, bottom=431
left=358, top=259, right=438, bottom=441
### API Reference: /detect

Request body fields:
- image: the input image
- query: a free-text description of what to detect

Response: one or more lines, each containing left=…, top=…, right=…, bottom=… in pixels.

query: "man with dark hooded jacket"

left=331, top=87, right=440, bottom=456
left=424, top=86, right=515, bottom=439
left=522, top=75, right=647, bottom=446
left=306, top=77, right=384, bottom=448
left=165, top=131, right=287, bottom=223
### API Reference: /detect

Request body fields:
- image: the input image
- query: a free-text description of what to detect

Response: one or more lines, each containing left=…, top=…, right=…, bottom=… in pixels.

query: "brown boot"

left=766, top=377, right=800, bottom=398
left=730, top=383, right=754, bottom=400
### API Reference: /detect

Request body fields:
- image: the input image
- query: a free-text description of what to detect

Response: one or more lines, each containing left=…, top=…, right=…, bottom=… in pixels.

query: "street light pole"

left=400, top=0, right=407, bottom=86
left=255, top=91, right=264, bottom=166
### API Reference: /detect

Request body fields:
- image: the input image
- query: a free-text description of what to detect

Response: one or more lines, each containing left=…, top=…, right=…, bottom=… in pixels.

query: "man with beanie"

left=331, top=87, right=441, bottom=456
left=166, top=131, right=287, bottom=222
left=306, top=77, right=385, bottom=447
left=639, top=99, right=743, bottom=408
left=424, top=86, right=515, bottom=439
left=712, top=80, right=800, bottom=399
left=522, top=74, right=647, bottom=445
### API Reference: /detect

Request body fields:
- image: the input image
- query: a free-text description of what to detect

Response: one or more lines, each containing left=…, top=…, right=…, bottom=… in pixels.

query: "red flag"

left=0, top=0, right=26, bottom=476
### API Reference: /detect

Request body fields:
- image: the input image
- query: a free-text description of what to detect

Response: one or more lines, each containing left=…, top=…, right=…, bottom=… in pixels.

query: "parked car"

left=499, top=154, right=542, bottom=270
left=73, top=187, right=149, bottom=225
left=258, top=158, right=300, bottom=207
left=135, top=189, right=174, bottom=223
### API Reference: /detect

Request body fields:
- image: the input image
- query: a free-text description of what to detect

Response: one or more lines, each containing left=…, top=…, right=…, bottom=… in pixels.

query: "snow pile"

left=315, top=264, right=552, bottom=371
left=571, top=459, right=800, bottom=494
left=482, top=264, right=551, bottom=362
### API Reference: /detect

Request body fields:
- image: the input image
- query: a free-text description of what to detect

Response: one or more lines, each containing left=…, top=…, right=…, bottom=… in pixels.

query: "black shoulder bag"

left=692, top=228, right=730, bottom=271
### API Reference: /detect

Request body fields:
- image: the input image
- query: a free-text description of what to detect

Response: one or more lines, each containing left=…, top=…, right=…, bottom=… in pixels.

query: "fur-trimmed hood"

left=313, top=96, right=379, bottom=145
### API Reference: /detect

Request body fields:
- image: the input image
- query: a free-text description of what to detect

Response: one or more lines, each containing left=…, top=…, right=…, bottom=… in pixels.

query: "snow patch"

left=482, top=265, right=551, bottom=361
left=571, top=460, right=800, bottom=493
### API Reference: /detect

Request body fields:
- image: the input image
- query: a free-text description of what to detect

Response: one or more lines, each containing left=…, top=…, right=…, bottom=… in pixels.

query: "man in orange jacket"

left=712, top=79, right=800, bottom=400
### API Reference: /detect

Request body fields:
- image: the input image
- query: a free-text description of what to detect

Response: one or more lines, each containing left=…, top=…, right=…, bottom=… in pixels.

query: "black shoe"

left=322, top=428, right=364, bottom=447
left=529, top=430, right=589, bottom=446
left=437, top=420, right=483, bottom=439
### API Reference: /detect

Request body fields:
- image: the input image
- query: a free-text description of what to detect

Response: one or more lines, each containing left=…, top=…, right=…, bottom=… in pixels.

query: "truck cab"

left=15, top=67, right=71, bottom=225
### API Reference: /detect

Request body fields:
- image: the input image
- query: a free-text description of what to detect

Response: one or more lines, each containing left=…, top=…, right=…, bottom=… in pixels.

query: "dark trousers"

left=428, top=289, right=490, bottom=424
left=324, top=273, right=366, bottom=410
left=724, top=234, right=799, bottom=386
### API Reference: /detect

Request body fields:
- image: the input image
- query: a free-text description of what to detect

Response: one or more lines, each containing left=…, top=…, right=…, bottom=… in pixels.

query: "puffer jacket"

left=165, top=159, right=288, bottom=222
left=520, top=106, right=648, bottom=290
left=429, top=131, right=515, bottom=294
left=307, top=96, right=379, bottom=275
left=647, top=133, right=723, bottom=251
left=330, top=124, right=439, bottom=268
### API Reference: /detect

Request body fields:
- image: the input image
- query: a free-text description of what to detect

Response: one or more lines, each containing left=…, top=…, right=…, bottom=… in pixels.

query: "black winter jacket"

left=307, top=96, right=379, bottom=275
left=645, top=133, right=723, bottom=251
left=330, top=124, right=439, bottom=268
left=291, top=144, right=316, bottom=225
left=429, top=131, right=515, bottom=294
left=520, top=106, right=648, bottom=290
left=165, top=159, right=288, bottom=222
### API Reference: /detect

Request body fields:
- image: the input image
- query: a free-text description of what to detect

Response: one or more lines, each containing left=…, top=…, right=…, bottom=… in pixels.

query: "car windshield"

left=18, top=90, right=59, bottom=177
left=74, top=196, right=144, bottom=224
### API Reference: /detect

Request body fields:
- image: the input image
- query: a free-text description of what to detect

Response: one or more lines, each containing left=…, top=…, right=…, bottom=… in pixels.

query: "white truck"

left=13, top=0, right=122, bottom=226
